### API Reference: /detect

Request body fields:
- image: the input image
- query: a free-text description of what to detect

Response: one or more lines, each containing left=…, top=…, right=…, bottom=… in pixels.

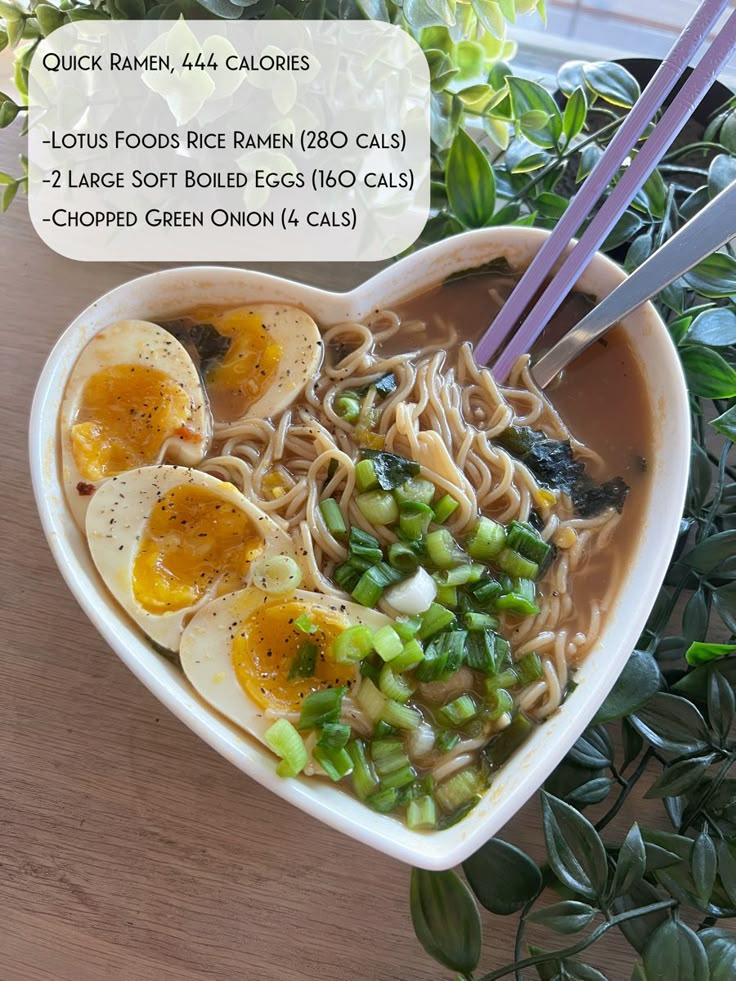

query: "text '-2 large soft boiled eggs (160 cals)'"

left=60, top=320, right=211, bottom=529
left=85, top=465, right=297, bottom=652
left=179, top=588, right=393, bottom=745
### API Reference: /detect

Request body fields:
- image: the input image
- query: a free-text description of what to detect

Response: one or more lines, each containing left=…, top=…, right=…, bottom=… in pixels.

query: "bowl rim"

left=28, top=227, right=691, bottom=869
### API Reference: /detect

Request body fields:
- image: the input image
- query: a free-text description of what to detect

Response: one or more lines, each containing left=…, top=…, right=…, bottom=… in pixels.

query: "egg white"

left=180, top=587, right=392, bottom=745
left=60, top=320, right=211, bottom=529
left=204, top=303, right=323, bottom=423
left=86, top=465, right=296, bottom=652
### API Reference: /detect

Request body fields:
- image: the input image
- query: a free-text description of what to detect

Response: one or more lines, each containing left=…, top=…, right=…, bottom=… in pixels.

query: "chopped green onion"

left=373, top=720, right=396, bottom=738
left=264, top=718, right=308, bottom=778
left=385, top=567, right=437, bottom=617
left=333, top=624, right=374, bottom=664
left=463, top=611, right=499, bottom=631
left=464, top=629, right=499, bottom=674
left=356, top=490, right=399, bottom=526
left=294, top=612, right=318, bottom=634
left=506, top=521, right=552, bottom=566
left=438, top=694, right=478, bottom=727
left=334, top=393, right=361, bottom=424
left=414, top=629, right=467, bottom=681
left=470, top=578, right=503, bottom=607
left=360, top=656, right=381, bottom=683
left=495, top=579, right=540, bottom=616
left=436, top=564, right=485, bottom=587
left=372, top=738, right=410, bottom=775
left=319, top=498, right=348, bottom=540
left=297, top=686, right=346, bottom=730
left=355, top=677, right=386, bottom=723
left=426, top=529, right=464, bottom=569
left=399, top=501, right=433, bottom=540
left=388, top=541, right=420, bottom=573
left=379, top=663, right=414, bottom=703
left=485, top=713, right=535, bottom=769
left=380, top=763, right=417, bottom=790
left=368, top=786, right=400, bottom=813
left=436, top=730, right=460, bottom=754
left=516, top=651, right=544, bottom=686
left=417, top=602, right=456, bottom=640
left=435, top=767, right=481, bottom=813
left=251, top=554, right=302, bottom=595
left=433, top=494, right=459, bottom=524
left=355, top=458, right=379, bottom=492
left=361, top=450, right=420, bottom=490
left=334, top=562, right=361, bottom=592
left=435, top=584, right=457, bottom=607
left=288, top=641, right=317, bottom=679
left=348, top=527, right=383, bottom=566
left=382, top=699, right=422, bottom=730
left=466, top=517, right=506, bottom=562
left=373, top=625, right=404, bottom=663
left=497, top=547, right=539, bottom=580
left=407, top=795, right=436, bottom=830
left=317, top=722, right=351, bottom=750
left=347, top=739, right=378, bottom=799
left=486, top=668, right=519, bottom=693
left=487, top=688, right=514, bottom=721
left=352, top=570, right=383, bottom=607
left=394, top=615, right=422, bottom=641
left=394, top=477, right=435, bottom=506
left=391, top=638, right=425, bottom=672
left=313, top=744, right=354, bottom=781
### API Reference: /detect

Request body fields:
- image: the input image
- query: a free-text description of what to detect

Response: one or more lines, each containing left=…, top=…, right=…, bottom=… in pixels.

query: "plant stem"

left=476, top=900, right=677, bottom=981
left=595, top=748, right=656, bottom=832
left=513, top=897, right=537, bottom=981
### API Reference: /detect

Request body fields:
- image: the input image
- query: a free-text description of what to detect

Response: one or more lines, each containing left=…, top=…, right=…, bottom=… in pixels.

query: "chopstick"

left=476, top=0, right=733, bottom=379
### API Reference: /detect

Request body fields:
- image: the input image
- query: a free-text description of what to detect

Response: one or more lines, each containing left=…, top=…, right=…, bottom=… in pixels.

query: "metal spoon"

left=531, top=180, right=736, bottom=389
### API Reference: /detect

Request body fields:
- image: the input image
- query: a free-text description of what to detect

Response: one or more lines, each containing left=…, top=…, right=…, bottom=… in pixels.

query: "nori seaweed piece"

left=161, top=319, right=232, bottom=377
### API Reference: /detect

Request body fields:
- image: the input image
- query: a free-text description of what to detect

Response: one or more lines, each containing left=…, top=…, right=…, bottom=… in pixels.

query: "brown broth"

left=395, top=271, right=653, bottom=644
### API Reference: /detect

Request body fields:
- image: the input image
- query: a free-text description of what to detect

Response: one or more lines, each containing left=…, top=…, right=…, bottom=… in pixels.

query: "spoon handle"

left=532, top=180, right=736, bottom=389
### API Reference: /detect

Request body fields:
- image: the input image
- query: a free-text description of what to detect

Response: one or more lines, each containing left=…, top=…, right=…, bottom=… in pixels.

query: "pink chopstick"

left=475, top=0, right=732, bottom=377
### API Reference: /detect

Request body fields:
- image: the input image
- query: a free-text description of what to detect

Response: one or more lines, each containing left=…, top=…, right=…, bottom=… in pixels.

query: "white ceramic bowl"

left=29, top=228, right=690, bottom=870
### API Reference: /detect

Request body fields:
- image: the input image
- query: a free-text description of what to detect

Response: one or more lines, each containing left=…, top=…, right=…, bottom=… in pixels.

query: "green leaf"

left=622, top=718, right=643, bottom=769
left=410, top=869, right=481, bottom=974
left=602, top=211, right=644, bottom=251
left=643, top=754, right=715, bottom=799
left=717, top=840, right=736, bottom=907
left=682, top=588, right=708, bottom=644
left=193, top=0, right=250, bottom=15
left=611, top=824, right=646, bottom=899
left=691, top=830, right=717, bottom=904
left=507, top=76, right=562, bottom=148
left=708, top=669, right=735, bottom=743
left=577, top=144, right=603, bottom=184
left=557, top=59, right=586, bottom=97
left=721, top=112, right=736, bottom=153
left=612, top=879, right=670, bottom=954
left=672, top=658, right=736, bottom=702
left=583, top=61, right=640, bottom=108
left=708, top=153, right=736, bottom=198
left=680, top=345, right=736, bottom=398
left=0, top=178, right=17, bottom=213
left=712, top=404, right=736, bottom=441
left=700, top=927, right=736, bottom=981
left=567, top=727, right=613, bottom=769
left=686, top=531, right=736, bottom=574
left=684, top=252, right=736, bottom=298
left=686, top=642, right=736, bottom=667
left=463, top=838, right=542, bottom=914
left=404, top=0, right=456, bottom=29
left=686, top=307, right=736, bottom=347
left=0, top=91, right=19, bottom=128
left=565, top=777, right=612, bottom=808
left=540, top=792, right=608, bottom=902
left=562, top=86, right=587, bottom=145
left=624, top=231, right=653, bottom=271
left=446, top=129, right=495, bottom=228
left=471, top=0, right=505, bottom=38
left=35, top=3, right=65, bottom=34
left=528, top=900, right=596, bottom=934
left=642, top=920, right=708, bottom=981
left=592, top=649, right=660, bottom=725
left=633, top=168, right=666, bottom=219
left=630, top=692, right=710, bottom=754
left=505, top=138, right=551, bottom=173
left=713, top=582, right=736, bottom=633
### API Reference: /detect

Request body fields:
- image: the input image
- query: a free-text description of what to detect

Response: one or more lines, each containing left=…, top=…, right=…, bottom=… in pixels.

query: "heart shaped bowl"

left=30, top=227, right=690, bottom=870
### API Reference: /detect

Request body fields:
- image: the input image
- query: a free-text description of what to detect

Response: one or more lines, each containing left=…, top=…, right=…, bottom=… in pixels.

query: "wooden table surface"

left=0, top=124, right=662, bottom=981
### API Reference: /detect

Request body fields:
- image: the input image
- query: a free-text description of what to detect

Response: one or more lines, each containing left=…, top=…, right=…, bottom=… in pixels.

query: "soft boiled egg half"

left=182, top=303, right=323, bottom=424
left=86, top=465, right=296, bottom=652
left=180, top=588, right=392, bottom=746
left=60, top=320, right=211, bottom=528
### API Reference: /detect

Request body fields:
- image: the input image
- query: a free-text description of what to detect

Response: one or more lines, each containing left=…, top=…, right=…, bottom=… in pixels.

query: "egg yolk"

left=198, top=307, right=282, bottom=422
left=71, top=364, right=194, bottom=481
left=232, top=601, right=357, bottom=712
left=132, top=484, right=263, bottom=614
